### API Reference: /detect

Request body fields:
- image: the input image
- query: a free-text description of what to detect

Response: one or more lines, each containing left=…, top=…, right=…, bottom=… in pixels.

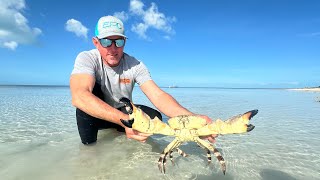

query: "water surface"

left=0, top=86, right=319, bottom=180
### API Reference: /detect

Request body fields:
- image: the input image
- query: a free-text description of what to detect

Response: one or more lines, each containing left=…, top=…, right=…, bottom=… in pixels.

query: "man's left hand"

left=197, top=115, right=218, bottom=143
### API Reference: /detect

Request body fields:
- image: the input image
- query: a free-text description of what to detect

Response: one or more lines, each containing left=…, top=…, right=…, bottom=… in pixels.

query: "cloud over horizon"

left=114, top=0, right=176, bottom=40
left=0, top=0, right=42, bottom=50
left=65, top=19, right=88, bottom=39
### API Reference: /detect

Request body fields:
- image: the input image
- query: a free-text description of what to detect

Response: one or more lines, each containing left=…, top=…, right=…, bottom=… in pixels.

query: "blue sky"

left=0, top=0, right=319, bottom=88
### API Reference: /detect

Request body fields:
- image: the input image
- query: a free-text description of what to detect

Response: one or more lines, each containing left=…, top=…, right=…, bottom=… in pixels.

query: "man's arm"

left=140, top=80, right=193, bottom=117
left=70, top=74, right=150, bottom=142
left=140, top=80, right=217, bottom=143
left=70, top=74, right=128, bottom=126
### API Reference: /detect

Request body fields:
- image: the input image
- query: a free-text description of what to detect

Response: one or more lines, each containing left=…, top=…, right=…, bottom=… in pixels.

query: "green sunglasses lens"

left=100, top=39, right=112, bottom=47
left=115, top=39, right=125, bottom=47
left=99, top=39, right=125, bottom=48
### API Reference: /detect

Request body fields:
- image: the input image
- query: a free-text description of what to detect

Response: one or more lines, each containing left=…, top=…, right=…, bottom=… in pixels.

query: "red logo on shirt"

left=120, top=78, right=131, bottom=84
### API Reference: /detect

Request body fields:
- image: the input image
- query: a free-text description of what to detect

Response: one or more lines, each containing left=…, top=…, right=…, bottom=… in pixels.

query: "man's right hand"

left=124, top=128, right=152, bottom=143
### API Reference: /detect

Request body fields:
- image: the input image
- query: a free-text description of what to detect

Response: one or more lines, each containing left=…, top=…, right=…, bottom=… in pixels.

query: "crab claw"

left=247, top=124, right=255, bottom=132
left=120, top=119, right=134, bottom=128
left=119, top=97, right=133, bottom=114
left=244, top=109, right=258, bottom=132
left=247, top=109, right=258, bottom=120
left=119, top=97, right=135, bottom=128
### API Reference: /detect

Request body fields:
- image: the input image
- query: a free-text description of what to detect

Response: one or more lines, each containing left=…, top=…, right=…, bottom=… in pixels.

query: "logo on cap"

left=102, top=22, right=122, bottom=30
left=95, top=16, right=126, bottom=39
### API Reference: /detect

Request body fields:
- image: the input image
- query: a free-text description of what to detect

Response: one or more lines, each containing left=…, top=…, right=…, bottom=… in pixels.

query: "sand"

left=288, top=88, right=320, bottom=92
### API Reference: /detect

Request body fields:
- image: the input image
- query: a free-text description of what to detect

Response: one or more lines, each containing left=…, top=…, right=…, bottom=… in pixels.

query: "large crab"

left=119, top=97, right=258, bottom=174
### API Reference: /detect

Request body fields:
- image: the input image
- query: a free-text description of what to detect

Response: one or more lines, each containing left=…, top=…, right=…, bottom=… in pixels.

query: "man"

left=70, top=15, right=216, bottom=145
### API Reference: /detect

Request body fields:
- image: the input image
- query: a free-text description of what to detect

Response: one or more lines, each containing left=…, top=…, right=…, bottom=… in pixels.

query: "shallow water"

left=0, top=86, right=319, bottom=180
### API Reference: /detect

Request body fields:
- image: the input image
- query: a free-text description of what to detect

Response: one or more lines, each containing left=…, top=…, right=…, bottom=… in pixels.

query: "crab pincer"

left=119, top=97, right=134, bottom=128
left=245, top=109, right=258, bottom=132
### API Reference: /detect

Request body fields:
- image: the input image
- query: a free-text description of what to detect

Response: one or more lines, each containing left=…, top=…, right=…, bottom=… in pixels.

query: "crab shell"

left=119, top=97, right=258, bottom=174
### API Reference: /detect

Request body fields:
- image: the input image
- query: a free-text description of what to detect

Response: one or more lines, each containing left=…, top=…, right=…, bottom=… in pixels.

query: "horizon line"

left=0, top=84, right=317, bottom=89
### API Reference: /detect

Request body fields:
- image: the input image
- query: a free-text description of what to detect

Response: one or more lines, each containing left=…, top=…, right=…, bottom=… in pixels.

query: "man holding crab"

left=70, top=15, right=217, bottom=145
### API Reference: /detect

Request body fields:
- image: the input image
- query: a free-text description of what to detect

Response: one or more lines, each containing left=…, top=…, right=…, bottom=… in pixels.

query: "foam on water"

left=0, top=86, right=319, bottom=180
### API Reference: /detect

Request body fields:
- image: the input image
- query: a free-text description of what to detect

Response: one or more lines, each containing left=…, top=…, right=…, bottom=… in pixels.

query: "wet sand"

left=288, top=88, right=320, bottom=92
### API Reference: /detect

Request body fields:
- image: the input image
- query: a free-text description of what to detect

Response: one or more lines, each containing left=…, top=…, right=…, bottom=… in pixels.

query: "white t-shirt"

left=71, top=49, right=152, bottom=108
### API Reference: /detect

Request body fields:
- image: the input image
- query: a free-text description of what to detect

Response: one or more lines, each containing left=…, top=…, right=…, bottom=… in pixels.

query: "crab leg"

left=158, top=138, right=182, bottom=173
left=205, top=149, right=212, bottom=165
left=169, top=148, right=188, bottom=165
left=212, top=148, right=225, bottom=173
left=158, top=152, right=169, bottom=173
left=196, top=142, right=212, bottom=165
left=176, top=148, right=188, bottom=158
left=195, top=137, right=226, bottom=175
left=169, top=150, right=174, bottom=164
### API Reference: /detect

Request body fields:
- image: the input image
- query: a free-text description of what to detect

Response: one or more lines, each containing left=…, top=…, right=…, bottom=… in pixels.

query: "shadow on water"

left=96, top=129, right=124, bottom=141
left=260, top=169, right=297, bottom=180
left=193, top=168, right=297, bottom=180
left=6, top=141, right=49, bottom=156
left=147, top=135, right=168, bottom=153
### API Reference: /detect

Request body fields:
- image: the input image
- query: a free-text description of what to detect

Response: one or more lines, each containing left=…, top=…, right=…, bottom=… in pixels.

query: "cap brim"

left=97, top=32, right=127, bottom=39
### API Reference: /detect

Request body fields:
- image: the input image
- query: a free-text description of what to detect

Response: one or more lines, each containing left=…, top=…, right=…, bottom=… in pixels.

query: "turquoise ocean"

left=0, top=86, right=319, bottom=180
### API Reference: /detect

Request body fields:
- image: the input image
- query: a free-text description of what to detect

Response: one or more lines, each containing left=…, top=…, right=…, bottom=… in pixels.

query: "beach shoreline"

left=287, top=87, right=320, bottom=92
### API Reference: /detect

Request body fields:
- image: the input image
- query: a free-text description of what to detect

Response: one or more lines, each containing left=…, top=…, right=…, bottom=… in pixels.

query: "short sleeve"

left=134, top=62, right=152, bottom=86
left=71, top=51, right=97, bottom=76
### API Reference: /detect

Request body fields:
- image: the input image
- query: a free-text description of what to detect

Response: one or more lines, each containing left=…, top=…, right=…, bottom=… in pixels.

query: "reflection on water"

left=0, top=86, right=319, bottom=180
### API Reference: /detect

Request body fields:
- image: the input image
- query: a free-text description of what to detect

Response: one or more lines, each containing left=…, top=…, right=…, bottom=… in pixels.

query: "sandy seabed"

left=288, top=87, right=320, bottom=92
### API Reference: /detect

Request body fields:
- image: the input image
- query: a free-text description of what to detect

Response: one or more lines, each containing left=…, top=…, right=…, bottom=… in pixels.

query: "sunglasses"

left=98, top=38, right=125, bottom=48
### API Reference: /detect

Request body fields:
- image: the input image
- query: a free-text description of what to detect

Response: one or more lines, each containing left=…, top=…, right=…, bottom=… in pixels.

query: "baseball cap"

left=95, top=16, right=126, bottom=39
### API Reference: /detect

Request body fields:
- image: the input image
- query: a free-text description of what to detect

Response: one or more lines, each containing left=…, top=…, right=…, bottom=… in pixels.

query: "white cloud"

left=65, top=19, right=88, bottom=39
left=3, top=41, right=18, bottom=50
left=0, top=0, right=42, bottom=50
left=298, top=32, right=320, bottom=37
left=308, top=32, right=320, bottom=37
left=130, top=0, right=145, bottom=16
left=128, top=0, right=176, bottom=40
left=114, top=11, right=129, bottom=22
left=132, top=23, right=149, bottom=40
left=163, top=35, right=171, bottom=40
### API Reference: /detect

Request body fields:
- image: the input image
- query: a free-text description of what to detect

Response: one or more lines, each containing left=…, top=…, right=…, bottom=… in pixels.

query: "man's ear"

left=92, top=37, right=99, bottom=47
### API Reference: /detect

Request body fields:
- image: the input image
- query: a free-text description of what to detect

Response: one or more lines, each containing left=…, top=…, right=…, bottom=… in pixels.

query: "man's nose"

left=109, top=42, right=117, bottom=50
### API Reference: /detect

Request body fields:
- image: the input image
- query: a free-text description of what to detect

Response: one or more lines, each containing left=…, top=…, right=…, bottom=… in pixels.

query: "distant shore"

left=288, top=87, right=320, bottom=92
left=1, top=85, right=319, bottom=92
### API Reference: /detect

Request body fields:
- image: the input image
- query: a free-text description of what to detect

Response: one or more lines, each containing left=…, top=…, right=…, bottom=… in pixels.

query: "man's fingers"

left=125, top=129, right=151, bottom=142
left=207, top=136, right=216, bottom=143
left=129, top=134, right=148, bottom=142
left=133, top=130, right=151, bottom=137
left=199, top=134, right=218, bottom=143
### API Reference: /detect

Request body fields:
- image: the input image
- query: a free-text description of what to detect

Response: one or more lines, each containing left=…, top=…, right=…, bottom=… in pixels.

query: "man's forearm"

left=153, top=92, right=193, bottom=117
left=72, top=91, right=128, bottom=126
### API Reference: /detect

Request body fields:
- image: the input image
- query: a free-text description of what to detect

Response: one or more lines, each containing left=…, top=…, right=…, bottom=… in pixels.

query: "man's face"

left=93, top=35, right=125, bottom=67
